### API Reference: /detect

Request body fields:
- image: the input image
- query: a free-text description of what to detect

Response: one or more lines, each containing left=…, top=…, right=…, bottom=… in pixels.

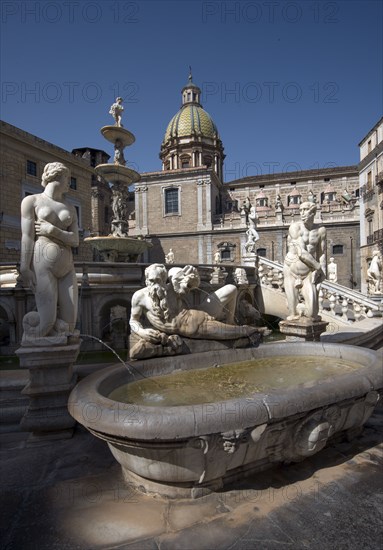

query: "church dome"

left=164, top=104, right=219, bottom=142
left=160, top=71, right=225, bottom=179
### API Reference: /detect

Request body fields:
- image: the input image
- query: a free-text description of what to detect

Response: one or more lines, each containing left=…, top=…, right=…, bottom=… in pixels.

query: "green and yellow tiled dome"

left=164, top=104, right=219, bottom=142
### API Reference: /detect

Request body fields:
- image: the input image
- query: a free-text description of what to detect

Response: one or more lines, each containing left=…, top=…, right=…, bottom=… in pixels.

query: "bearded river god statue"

left=129, top=264, right=269, bottom=359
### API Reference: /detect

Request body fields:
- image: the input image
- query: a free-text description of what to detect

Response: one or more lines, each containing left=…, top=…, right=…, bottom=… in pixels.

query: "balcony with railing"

left=360, top=184, right=375, bottom=202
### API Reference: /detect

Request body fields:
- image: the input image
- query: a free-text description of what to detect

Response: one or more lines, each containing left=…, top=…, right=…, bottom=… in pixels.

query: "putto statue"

left=283, top=202, right=326, bottom=321
left=129, top=264, right=267, bottom=359
left=109, top=97, right=124, bottom=127
left=20, top=162, right=79, bottom=345
left=367, top=249, right=382, bottom=294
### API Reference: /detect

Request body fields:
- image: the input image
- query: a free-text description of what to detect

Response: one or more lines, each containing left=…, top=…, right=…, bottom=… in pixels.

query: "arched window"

left=257, top=248, right=267, bottom=257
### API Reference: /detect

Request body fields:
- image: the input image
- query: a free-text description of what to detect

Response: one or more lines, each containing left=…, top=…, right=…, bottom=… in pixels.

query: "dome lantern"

left=181, top=68, right=201, bottom=106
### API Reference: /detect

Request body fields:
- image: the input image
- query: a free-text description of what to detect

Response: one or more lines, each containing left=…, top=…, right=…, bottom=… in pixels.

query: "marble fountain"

left=15, top=101, right=382, bottom=497
left=85, top=96, right=152, bottom=262
left=68, top=263, right=383, bottom=498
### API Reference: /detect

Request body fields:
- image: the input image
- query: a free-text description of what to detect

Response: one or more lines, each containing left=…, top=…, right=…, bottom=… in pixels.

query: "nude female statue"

left=20, top=162, right=79, bottom=344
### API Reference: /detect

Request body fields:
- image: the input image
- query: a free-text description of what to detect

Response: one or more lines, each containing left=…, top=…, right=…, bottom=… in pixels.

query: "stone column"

left=205, top=177, right=212, bottom=230
left=16, top=341, right=80, bottom=444
left=197, top=178, right=205, bottom=231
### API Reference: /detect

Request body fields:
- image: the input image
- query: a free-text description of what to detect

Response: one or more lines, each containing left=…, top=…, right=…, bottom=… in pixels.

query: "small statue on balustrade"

left=241, top=196, right=251, bottom=222
left=275, top=194, right=283, bottom=211
left=165, top=248, right=175, bottom=264
left=327, top=257, right=338, bottom=283
left=367, top=250, right=382, bottom=294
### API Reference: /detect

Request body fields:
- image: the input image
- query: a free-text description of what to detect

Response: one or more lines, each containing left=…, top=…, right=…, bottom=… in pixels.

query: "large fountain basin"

left=68, top=343, right=382, bottom=497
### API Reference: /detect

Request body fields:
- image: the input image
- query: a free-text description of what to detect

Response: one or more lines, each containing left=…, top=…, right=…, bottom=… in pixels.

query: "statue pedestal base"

left=210, top=267, right=227, bottom=285
left=129, top=334, right=262, bottom=360
left=16, top=342, right=80, bottom=444
left=242, top=253, right=257, bottom=268
left=279, top=319, right=328, bottom=342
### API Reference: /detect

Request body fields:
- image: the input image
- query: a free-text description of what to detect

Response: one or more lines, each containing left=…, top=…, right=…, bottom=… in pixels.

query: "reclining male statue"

left=129, top=264, right=268, bottom=359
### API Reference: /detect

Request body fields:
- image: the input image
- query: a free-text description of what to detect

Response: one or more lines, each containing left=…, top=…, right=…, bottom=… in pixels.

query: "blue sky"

left=1, top=0, right=382, bottom=180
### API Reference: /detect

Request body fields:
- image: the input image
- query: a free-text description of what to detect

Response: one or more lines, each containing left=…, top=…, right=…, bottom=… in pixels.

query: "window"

left=215, top=196, right=220, bottom=214
left=181, top=160, right=190, bottom=168
left=332, top=245, right=344, bottom=255
left=70, top=177, right=77, bottom=190
left=218, top=241, right=236, bottom=262
left=203, top=156, right=212, bottom=168
left=74, top=205, right=81, bottom=227
left=324, top=178, right=330, bottom=182
left=367, top=139, right=372, bottom=153
left=257, top=248, right=267, bottom=257
left=27, top=160, right=37, bottom=177
left=257, top=197, right=268, bottom=207
left=367, top=171, right=372, bottom=189
left=289, top=195, right=300, bottom=205
left=164, top=188, right=179, bottom=215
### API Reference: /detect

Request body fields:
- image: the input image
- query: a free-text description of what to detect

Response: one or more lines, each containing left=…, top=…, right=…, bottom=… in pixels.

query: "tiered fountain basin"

left=84, top=235, right=152, bottom=262
left=101, top=125, right=135, bottom=147
left=68, top=343, right=382, bottom=498
left=95, top=164, right=140, bottom=186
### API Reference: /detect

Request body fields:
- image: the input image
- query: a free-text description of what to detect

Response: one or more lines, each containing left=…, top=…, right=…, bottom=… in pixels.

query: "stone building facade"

left=134, top=77, right=361, bottom=289
left=0, top=121, right=110, bottom=263
left=0, top=77, right=366, bottom=290
left=358, top=117, right=383, bottom=294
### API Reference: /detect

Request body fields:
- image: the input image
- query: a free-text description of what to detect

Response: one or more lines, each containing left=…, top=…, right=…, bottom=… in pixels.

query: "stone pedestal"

left=279, top=319, right=328, bottom=342
left=242, top=252, right=257, bottom=269
left=210, top=267, right=227, bottom=285
left=16, top=342, right=80, bottom=444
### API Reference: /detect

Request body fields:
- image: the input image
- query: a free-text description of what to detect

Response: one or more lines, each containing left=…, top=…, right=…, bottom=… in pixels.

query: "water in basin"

left=109, top=355, right=362, bottom=407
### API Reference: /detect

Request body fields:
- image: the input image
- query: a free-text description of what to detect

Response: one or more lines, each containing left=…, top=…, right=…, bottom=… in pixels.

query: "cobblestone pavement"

left=1, top=398, right=382, bottom=550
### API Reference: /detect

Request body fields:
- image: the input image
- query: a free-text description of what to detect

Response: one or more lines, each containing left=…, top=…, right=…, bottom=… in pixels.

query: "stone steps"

left=0, top=370, right=29, bottom=433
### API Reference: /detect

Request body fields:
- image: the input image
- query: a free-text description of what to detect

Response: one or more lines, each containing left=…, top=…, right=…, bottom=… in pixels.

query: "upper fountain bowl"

left=101, top=126, right=135, bottom=147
